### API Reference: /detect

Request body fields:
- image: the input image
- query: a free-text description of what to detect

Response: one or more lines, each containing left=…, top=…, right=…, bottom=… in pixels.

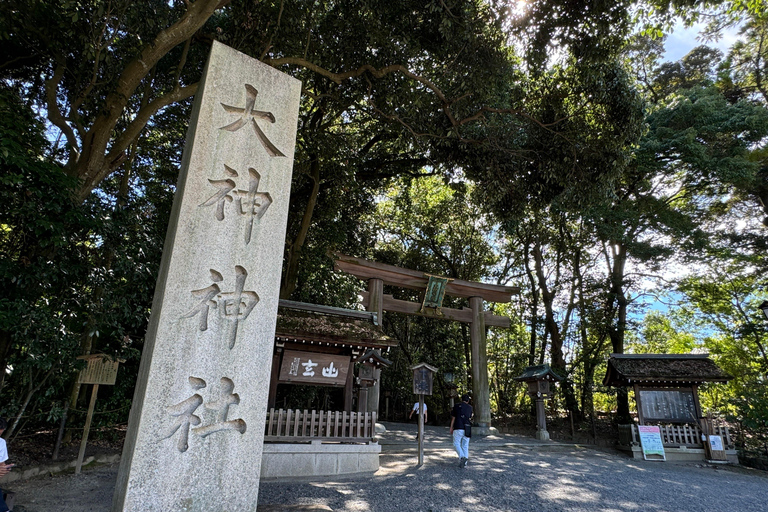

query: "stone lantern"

left=444, top=371, right=459, bottom=409
left=515, top=364, right=562, bottom=441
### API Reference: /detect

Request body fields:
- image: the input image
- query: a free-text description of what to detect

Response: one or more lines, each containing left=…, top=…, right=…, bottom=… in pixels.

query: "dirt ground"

left=5, top=462, right=119, bottom=512
left=7, top=428, right=124, bottom=469
left=2, top=428, right=124, bottom=512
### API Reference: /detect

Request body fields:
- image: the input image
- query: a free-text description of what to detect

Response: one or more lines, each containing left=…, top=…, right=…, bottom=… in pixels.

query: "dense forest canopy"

left=1, top=0, right=768, bottom=460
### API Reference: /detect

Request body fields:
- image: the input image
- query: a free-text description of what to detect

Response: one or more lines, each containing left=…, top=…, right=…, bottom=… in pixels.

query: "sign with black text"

left=278, top=350, right=350, bottom=386
left=638, top=389, right=697, bottom=423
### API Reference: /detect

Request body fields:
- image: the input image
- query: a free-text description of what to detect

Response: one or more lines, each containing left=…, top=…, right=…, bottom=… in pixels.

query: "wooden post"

left=366, top=278, right=384, bottom=416
left=367, top=278, right=384, bottom=323
left=418, top=394, right=424, bottom=466
left=634, top=384, right=645, bottom=425
left=268, top=351, right=281, bottom=409
left=535, top=398, right=548, bottom=435
left=469, top=296, right=491, bottom=429
left=344, top=361, right=354, bottom=412
left=358, top=386, right=369, bottom=413
left=75, top=384, right=99, bottom=474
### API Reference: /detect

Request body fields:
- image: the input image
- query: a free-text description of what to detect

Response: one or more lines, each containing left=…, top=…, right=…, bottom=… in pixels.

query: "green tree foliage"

left=675, top=264, right=768, bottom=457
left=628, top=311, right=697, bottom=354
left=367, top=175, right=504, bottom=419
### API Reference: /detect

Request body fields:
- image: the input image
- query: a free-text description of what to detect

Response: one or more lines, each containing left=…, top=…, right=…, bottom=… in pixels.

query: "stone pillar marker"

left=112, top=41, right=301, bottom=512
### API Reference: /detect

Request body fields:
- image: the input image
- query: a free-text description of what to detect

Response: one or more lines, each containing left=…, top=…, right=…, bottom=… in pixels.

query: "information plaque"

left=638, top=425, right=666, bottom=461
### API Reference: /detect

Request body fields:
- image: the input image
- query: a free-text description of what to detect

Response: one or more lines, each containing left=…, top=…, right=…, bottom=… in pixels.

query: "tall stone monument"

left=112, top=42, right=301, bottom=512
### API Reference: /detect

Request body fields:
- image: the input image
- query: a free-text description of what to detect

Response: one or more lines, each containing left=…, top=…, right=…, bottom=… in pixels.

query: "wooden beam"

left=279, top=299, right=377, bottom=323
left=360, top=292, right=510, bottom=328
left=335, top=253, right=519, bottom=303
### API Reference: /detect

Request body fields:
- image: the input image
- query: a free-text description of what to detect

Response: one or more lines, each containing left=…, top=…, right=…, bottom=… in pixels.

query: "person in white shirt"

left=409, top=402, right=428, bottom=423
left=0, top=418, right=13, bottom=512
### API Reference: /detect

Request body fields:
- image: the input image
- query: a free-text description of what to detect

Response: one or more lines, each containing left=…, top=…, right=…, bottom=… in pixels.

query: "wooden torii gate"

left=335, top=254, right=519, bottom=434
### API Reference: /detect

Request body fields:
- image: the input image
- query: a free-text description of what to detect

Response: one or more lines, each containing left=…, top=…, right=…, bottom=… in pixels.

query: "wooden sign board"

left=77, top=354, right=122, bottom=385
left=412, top=367, right=433, bottom=395
left=637, top=389, right=697, bottom=423
left=278, top=350, right=349, bottom=386
left=707, top=435, right=728, bottom=462
left=638, top=425, right=666, bottom=461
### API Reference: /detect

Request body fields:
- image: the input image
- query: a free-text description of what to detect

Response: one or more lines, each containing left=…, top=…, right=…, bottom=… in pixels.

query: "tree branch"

left=45, top=63, right=81, bottom=166
left=76, top=0, right=229, bottom=197
left=79, top=83, right=198, bottom=201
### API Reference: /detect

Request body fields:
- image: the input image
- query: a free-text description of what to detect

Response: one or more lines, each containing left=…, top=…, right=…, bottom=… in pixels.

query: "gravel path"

left=259, top=446, right=768, bottom=512
left=5, top=424, right=767, bottom=512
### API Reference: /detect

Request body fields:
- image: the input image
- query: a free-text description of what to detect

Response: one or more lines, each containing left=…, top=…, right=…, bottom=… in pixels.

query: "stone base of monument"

left=260, top=442, right=381, bottom=479
left=618, top=444, right=738, bottom=463
left=535, top=430, right=550, bottom=441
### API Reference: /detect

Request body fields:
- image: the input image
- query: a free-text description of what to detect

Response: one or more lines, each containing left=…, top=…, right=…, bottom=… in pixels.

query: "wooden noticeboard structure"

left=335, top=253, right=518, bottom=434
left=604, top=353, right=734, bottom=462
left=75, top=354, right=123, bottom=474
left=268, top=300, right=397, bottom=417
left=411, top=362, right=437, bottom=465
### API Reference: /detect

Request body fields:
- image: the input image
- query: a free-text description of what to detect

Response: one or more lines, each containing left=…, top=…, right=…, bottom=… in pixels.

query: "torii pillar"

left=366, top=277, right=385, bottom=415
left=469, top=296, right=492, bottom=432
left=334, top=254, right=518, bottom=436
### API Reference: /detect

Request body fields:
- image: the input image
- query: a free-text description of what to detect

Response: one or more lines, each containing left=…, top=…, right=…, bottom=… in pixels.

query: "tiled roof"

left=603, top=354, right=731, bottom=386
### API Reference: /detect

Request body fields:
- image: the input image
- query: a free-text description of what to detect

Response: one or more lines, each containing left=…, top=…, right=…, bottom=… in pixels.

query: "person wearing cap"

left=449, top=394, right=473, bottom=468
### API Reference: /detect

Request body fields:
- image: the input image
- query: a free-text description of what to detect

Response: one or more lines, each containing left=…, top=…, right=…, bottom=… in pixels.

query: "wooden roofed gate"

left=265, top=299, right=396, bottom=444
left=335, top=253, right=519, bottom=434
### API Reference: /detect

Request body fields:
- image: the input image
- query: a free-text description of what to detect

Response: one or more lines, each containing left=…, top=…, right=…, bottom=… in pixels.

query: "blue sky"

left=664, top=21, right=742, bottom=62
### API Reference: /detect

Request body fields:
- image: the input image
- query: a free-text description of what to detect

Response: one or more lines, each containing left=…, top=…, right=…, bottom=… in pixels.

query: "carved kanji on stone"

left=162, top=377, right=246, bottom=453
left=181, top=266, right=259, bottom=349
left=200, top=165, right=273, bottom=244
left=161, top=377, right=206, bottom=453
left=192, top=377, right=247, bottom=438
left=181, top=270, right=224, bottom=332
left=220, top=84, right=286, bottom=157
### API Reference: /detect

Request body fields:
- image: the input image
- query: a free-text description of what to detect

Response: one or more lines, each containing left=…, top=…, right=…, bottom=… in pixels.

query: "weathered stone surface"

left=112, top=41, right=301, bottom=512
left=260, top=443, right=381, bottom=479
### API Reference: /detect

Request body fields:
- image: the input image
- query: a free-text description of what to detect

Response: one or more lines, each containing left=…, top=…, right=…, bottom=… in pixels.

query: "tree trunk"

left=522, top=242, right=539, bottom=366
left=280, top=156, right=321, bottom=299
left=606, top=241, right=631, bottom=423
left=532, top=243, right=581, bottom=418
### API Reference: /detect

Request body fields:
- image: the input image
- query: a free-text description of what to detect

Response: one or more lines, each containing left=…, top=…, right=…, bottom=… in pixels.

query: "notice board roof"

left=276, top=300, right=396, bottom=350
left=603, top=353, right=732, bottom=387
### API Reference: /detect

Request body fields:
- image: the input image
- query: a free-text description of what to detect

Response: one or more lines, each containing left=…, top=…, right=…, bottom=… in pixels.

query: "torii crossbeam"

left=334, top=253, right=519, bottom=434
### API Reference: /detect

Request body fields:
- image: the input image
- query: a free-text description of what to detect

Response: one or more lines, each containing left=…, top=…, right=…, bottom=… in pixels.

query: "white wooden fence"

left=265, top=408, right=377, bottom=443
left=619, top=423, right=733, bottom=448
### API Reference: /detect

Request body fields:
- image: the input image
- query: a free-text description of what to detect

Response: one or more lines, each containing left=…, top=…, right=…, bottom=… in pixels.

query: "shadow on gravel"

left=259, top=445, right=768, bottom=512
left=5, top=440, right=768, bottom=512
